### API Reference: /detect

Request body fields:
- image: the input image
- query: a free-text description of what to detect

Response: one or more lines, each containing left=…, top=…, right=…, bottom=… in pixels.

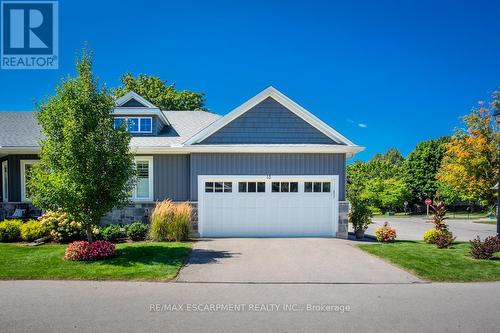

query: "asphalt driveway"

left=366, top=217, right=496, bottom=241
left=177, top=238, right=420, bottom=283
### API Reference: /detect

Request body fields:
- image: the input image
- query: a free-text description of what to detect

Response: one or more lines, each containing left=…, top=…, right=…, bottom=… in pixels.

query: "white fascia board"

left=112, top=108, right=170, bottom=126
left=133, top=144, right=365, bottom=155
left=115, top=91, right=158, bottom=109
left=1, top=144, right=364, bottom=157
left=184, top=86, right=358, bottom=146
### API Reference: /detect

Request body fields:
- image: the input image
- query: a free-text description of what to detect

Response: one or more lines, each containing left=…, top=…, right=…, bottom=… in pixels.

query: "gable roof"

left=0, top=87, right=364, bottom=156
left=115, top=91, right=158, bottom=108
left=185, top=86, right=359, bottom=148
left=113, top=91, right=170, bottom=126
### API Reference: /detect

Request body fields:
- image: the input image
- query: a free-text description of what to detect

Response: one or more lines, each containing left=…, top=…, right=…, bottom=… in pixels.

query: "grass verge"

left=358, top=241, right=500, bottom=282
left=0, top=242, right=191, bottom=281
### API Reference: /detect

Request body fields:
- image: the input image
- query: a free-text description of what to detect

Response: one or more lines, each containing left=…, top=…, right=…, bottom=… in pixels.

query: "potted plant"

left=349, top=197, right=372, bottom=239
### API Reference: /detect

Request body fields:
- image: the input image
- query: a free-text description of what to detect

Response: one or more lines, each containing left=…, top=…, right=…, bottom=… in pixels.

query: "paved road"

left=1, top=280, right=500, bottom=332
left=178, top=238, right=419, bottom=283
left=366, top=217, right=496, bottom=241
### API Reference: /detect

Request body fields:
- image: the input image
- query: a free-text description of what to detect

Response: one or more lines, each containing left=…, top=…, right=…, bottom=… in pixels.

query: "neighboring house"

left=0, top=87, right=364, bottom=238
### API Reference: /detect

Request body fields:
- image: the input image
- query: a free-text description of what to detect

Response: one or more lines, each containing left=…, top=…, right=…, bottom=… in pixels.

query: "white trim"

left=132, top=156, right=154, bottom=202
left=114, top=116, right=153, bottom=134
left=115, top=91, right=158, bottom=109
left=132, top=144, right=364, bottom=155
left=20, top=159, right=37, bottom=203
left=112, top=108, right=170, bottom=126
left=0, top=144, right=364, bottom=158
left=185, top=86, right=359, bottom=147
left=2, top=160, right=8, bottom=203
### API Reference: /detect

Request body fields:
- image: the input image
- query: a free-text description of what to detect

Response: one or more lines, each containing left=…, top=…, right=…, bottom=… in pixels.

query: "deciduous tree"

left=28, top=48, right=136, bottom=242
left=437, top=98, right=499, bottom=206
left=114, top=73, right=206, bottom=110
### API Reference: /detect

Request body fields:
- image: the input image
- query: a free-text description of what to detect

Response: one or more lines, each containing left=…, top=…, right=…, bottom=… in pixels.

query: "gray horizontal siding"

left=154, top=154, right=190, bottom=201
left=200, top=97, right=340, bottom=145
left=190, top=153, right=346, bottom=201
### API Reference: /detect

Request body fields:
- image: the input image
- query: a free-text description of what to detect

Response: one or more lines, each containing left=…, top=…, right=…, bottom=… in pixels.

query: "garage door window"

left=238, top=182, right=265, bottom=193
left=272, top=182, right=298, bottom=193
left=305, top=182, right=331, bottom=193
left=205, top=182, right=232, bottom=193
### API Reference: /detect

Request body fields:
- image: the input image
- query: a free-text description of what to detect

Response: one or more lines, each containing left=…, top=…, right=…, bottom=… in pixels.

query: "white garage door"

left=198, top=175, right=338, bottom=237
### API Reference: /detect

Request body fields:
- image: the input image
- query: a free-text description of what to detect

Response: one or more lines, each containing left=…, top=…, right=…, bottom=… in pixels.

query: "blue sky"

left=0, top=0, right=499, bottom=161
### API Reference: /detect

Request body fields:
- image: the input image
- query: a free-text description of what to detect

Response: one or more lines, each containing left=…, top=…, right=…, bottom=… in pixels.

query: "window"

left=304, top=182, right=331, bottom=193
left=113, top=117, right=125, bottom=129
left=239, top=182, right=265, bottom=193
left=132, top=157, right=153, bottom=201
left=113, top=117, right=153, bottom=134
left=128, top=118, right=139, bottom=132
left=205, top=182, right=232, bottom=193
left=272, top=182, right=298, bottom=193
left=21, top=160, right=37, bottom=202
left=2, top=161, right=8, bottom=203
left=140, top=118, right=152, bottom=133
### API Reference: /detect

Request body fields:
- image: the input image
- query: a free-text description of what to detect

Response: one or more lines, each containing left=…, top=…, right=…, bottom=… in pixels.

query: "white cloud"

left=358, top=123, right=367, bottom=128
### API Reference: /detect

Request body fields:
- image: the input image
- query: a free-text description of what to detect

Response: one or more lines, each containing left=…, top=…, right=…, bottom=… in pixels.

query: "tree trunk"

left=85, top=225, right=94, bottom=243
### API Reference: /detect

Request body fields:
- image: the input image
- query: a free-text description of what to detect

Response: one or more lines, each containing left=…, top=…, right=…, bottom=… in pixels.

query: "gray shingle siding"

left=153, top=154, right=190, bottom=201
left=199, top=97, right=340, bottom=145
left=189, top=153, right=346, bottom=201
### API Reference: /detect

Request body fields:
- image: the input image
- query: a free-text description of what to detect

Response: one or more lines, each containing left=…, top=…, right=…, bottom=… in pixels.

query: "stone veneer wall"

left=100, top=202, right=199, bottom=230
left=0, top=202, right=41, bottom=220
left=337, top=201, right=349, bottom=239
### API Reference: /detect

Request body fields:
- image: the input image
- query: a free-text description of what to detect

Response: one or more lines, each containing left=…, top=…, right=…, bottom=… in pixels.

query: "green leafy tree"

left=403, top=137, right=449, bottom=205
left=28, top=48, right=136, bottom=242
left=437, top=96, right=499, bottom=206
left=113, top=73, right=206, bottom=110
left=371, top=147, right=405, bottom=165
left=347, top=148, right=409, bottom=213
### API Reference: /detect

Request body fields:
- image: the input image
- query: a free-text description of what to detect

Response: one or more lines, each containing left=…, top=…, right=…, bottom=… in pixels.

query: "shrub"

left=149, top=200, right=175, bottom=241
left=127, top=222, right=148, bottom=241
left=434, top=231, right=455, bottom=249
left=349, top=199, right=372, bottom=232
left=0, top=220, right=23, bottom=242
left=100, top=224, right=126, bottom=243
left=20, top=220, right=49, bottom=242
left=374, top=222, right=396, bottom=242
left=39, top=211, right=85, bottom=243
left=168, top=203, right=191, bottom=242
left=423, top=228, right=441, bottom=244
left=64, top=240, right=116, bottom=261
left=148, top=200, right=191, bottom=241
left=469, top=236, right=500, bottom=260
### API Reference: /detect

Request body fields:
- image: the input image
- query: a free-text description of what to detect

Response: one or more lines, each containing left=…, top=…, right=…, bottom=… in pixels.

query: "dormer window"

left=113, top=117, right=153, bottom=134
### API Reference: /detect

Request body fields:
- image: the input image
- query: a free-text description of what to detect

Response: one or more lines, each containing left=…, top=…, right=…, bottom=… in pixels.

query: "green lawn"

left=358, top=241, right=500, bottom=282
left=473, top=220, right=496, bottom=225
left=0, top=242, right=191, bottom=281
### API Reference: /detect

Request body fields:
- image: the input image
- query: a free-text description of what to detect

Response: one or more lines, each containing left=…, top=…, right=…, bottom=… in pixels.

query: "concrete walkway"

left=1, top=280, right=500, bottom=332
left=177, top=238, right=420, bottom=283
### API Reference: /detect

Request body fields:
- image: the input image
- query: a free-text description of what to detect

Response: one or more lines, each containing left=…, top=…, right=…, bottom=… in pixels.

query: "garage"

left=198, top=175, right=339, bottom=237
